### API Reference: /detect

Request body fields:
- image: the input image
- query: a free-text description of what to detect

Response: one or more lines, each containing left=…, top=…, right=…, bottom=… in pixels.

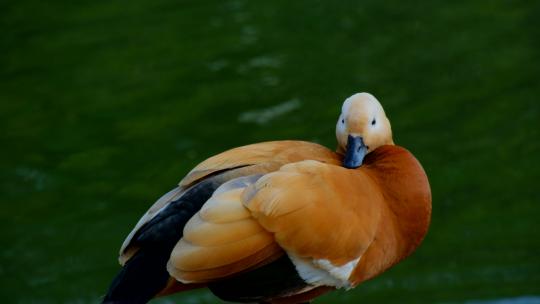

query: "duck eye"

left=371, top=119, right=376, bottom=126
left=341, top=119, right=345, bottom=124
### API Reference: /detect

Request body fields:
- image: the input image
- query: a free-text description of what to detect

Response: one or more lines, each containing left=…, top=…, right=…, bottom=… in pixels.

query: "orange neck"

left=350, top=145, right=432, bottom=285
left=365, top=145, right=432, bottom=257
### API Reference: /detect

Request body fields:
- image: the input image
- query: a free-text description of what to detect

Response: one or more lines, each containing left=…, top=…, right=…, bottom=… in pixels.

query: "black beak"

left=343, top=135, right=368, bottom=169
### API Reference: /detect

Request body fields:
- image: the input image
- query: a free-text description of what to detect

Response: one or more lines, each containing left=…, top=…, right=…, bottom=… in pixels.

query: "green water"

left=1, top=0, right=539, bottom=303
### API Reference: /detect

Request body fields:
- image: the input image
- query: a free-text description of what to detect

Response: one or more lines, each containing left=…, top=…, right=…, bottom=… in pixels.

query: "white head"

left=336, top=93, right=394, bottom=168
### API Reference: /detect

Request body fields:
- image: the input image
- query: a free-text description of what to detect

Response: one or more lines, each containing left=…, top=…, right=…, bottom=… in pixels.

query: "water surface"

left=1, top=0, right=539, bottom=303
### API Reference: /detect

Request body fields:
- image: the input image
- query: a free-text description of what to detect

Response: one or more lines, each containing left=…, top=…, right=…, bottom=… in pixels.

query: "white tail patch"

left=288, top=254, right=361, bottom=289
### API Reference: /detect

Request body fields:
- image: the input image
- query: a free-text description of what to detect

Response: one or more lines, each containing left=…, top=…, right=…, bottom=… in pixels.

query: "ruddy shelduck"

left=103, top=93, right=432, bottom=304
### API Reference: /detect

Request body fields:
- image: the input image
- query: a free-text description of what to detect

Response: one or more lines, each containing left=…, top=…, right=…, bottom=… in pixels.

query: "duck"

left=103, top=92, right=432, bottom=304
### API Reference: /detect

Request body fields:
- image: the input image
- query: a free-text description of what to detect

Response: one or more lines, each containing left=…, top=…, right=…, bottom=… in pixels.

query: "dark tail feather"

left=102, top=247, right=170, bottom=304
left=103, top=177, right=226, bottom=303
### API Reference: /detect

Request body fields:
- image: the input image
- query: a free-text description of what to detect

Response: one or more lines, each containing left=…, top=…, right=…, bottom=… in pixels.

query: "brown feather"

left=119, top=141, right=339, bottom=264
left=243, top=145, right=431, bottom=287
left=180, top=141, right=340, bottom=187
left=244, top=160, right=382, bottom=266
left=350, top=145, right=432, bottom=285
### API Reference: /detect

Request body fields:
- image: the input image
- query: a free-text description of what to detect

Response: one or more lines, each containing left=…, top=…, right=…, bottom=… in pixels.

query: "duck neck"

left=365, top=145, right=432, bottom=258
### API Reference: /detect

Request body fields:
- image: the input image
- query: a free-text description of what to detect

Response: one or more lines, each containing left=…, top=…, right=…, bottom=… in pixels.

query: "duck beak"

left=343, top=135, right=367, bottom=169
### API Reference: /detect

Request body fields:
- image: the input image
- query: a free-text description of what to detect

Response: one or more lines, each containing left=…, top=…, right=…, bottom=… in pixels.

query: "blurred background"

left=1, top=0, right=539, bottom=303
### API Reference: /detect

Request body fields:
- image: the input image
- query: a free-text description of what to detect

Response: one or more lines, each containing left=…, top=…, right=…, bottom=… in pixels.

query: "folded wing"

left=169, top=159, right=386, bottom=290
left=119, top=141, right=340, bottom=264
left=168, top=175, right=283, bottom=283
left=243, top=160, right=385, bottom=288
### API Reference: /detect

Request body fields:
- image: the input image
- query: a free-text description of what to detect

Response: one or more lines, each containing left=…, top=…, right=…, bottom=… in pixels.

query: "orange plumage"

left=104, top=93, right=432, bottom=304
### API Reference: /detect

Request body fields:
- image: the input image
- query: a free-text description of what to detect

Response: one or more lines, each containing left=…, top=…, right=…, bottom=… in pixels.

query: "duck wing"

left=168, top=159, right=385, bottom=304
left=118, top=141, right=340, bottom=264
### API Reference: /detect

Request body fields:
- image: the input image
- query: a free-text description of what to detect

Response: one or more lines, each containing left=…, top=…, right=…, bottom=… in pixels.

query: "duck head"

left=336, top=93, right=394, bottom=169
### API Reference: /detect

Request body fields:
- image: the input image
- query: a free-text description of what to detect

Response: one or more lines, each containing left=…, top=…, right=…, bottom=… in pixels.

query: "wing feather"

left=182, top=215, right=266, bottom=247
left=167, top=176, right=283, bottom=283
left=244, top=160, right=384, bottom=275
left=117, top=141, right=341, bottom=286
left=119, top=187, right=185, bottom=264
left=120, top=141, right=339, bottom=265
left=179, top=141, right=340, bottom=187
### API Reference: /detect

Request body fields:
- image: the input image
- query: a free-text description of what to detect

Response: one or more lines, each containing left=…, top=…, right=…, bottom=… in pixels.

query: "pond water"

left=1, top=0, right=539, bottom=303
